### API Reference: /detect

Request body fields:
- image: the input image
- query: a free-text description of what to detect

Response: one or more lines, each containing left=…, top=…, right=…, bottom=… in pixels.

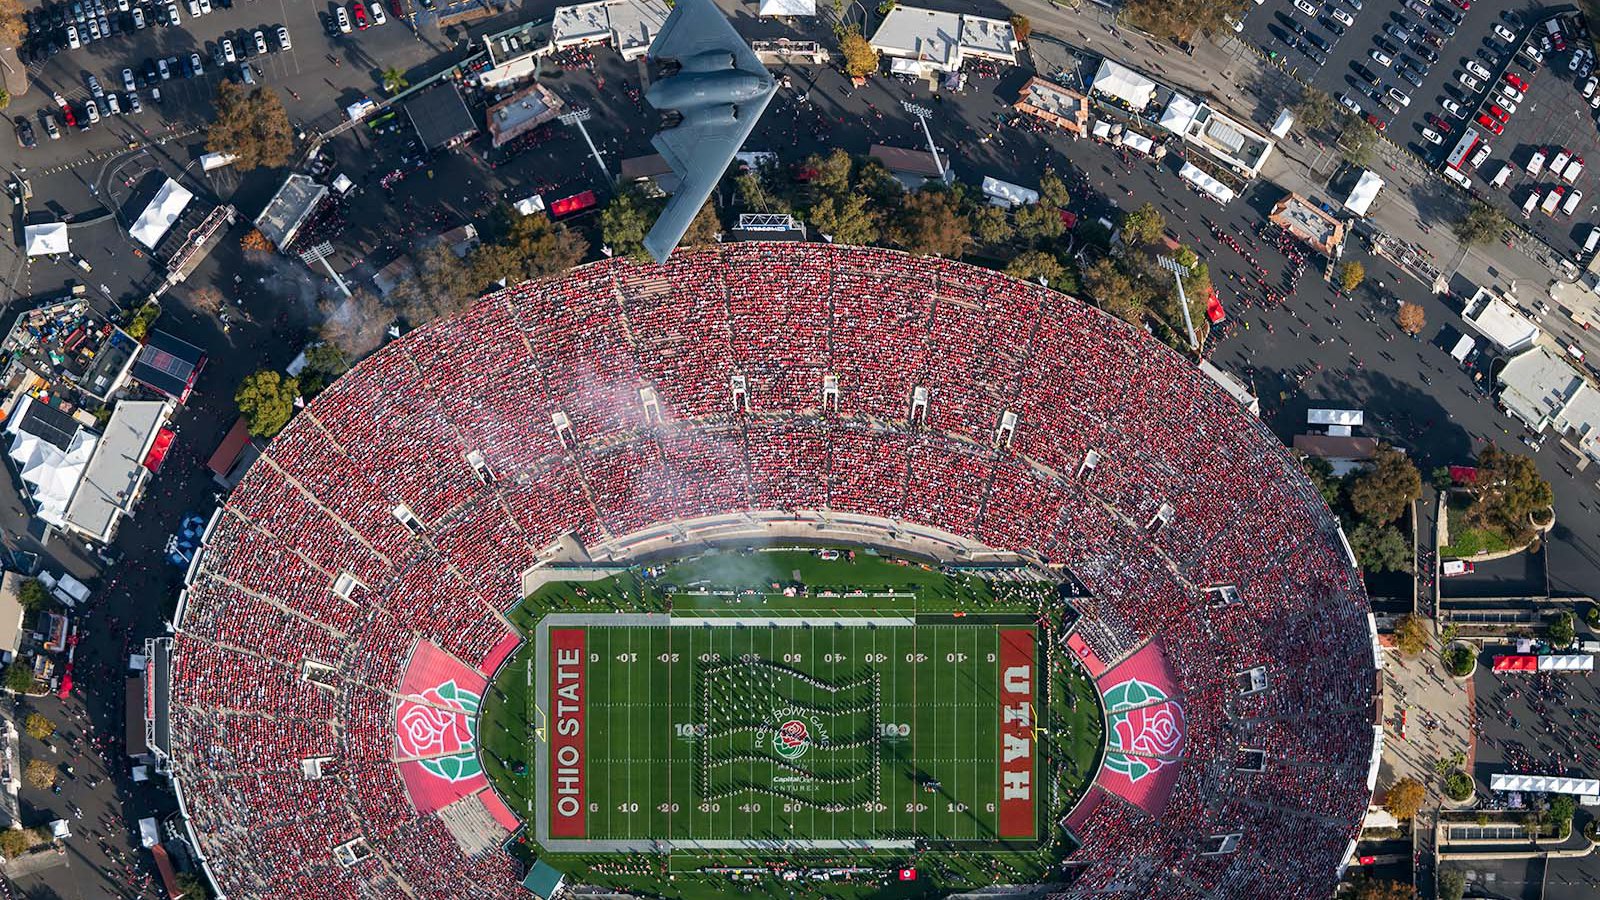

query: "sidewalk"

left=0, top=48, right=27, bottom=101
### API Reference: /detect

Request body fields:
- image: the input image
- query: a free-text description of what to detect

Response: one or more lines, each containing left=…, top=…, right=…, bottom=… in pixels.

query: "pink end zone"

left=1097, top=753, right=1182, bottom=815
left=1095, top=639, right=1180, bottom=702
left=401, top=640, right=488, bottom=698
left=477, top=787, right=523, bottom=831
left=1065, top=633, right=1107, bottom=678
left=478, top=631, right=523, bottom=677
left=398, top=758, right=487, bottom=815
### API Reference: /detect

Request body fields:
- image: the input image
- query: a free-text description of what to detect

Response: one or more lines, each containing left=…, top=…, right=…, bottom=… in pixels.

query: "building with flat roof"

left=487, top=83, right=564, bottom=147
left=61, top=399, right=173, bottom=544
left=254, top=174, right=328, bottom=251
left=869, top=143, right=950, bottom=187
left=1269, top=193, right=1345, bottom=258
left=552, top=0, right=669, bottom=60
left=1498, top=346, right=1584, bottom=432
left=1181, top=105, right=1274, bottom=178
left=131, top=330, right=206, bottom=403
left=404, top=82, right=479, bottom=151
left=869, top=6, right=1016, bottom=76
left=1463, top=286, right=1540, bottom=354
left=1014, top=77, right=1090, bottom=137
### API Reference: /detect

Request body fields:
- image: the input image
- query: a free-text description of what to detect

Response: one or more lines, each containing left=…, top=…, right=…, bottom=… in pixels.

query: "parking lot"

left=11, top=0, right=448, bottom=169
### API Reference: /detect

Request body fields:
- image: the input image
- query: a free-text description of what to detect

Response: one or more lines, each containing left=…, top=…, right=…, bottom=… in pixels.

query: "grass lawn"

left=1441, top=497, right=1514, bottom=558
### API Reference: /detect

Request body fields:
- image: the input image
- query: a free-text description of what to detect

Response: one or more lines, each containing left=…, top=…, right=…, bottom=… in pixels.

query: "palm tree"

left=381, top=67, right=408, bottom=94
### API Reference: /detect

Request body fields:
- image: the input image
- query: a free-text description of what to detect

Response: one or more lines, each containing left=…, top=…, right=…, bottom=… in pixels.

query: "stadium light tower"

left=900, top=101, right=945, bottom=180
left=1156, top=255, right=1200, bottom=352
left=300, top=241, right=351, bottom=299
left=560, top=108, right=613, bottom=186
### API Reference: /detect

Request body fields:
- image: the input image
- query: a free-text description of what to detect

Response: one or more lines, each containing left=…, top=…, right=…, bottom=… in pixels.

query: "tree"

left=0, top=0, right=27, bottom=48
left=1442, top=769, right=1474, bottom=800
left=1293, top=86, right=1337, bottom=132
left=600, top=186, right=656, bottom=261
left=22, top=714, right=53, bottom=742
left=1549, top=611, right=1577, bottom=649
left=1301, top=455, right=1344, bottom=510
left=205, top=82, right=294, bottom=171
left=1467, top=445, right=1554, bottom=545
left=1394, top=615, right=1430, bottom=657
left=838, top=27, right=879, bottom=78
left=1340, top=118, right=1380, bottom=166
left=0, top=828, right=32, bottom=859
left=24, top=759, right=54, bottom=791
left=174, top=872, right=213, bottom=900
left=1392, top=301, right=1425, bottom=336
left=1454, top=200, right=1509, bottom=245
left=297, top=344, right=348, bottom=398
left=1352, top=878, right=1416, bottom=900
left=681, top=201, right=723, bottom=249
left=241, top=228, right=275, bottom=252
left=889, top=189, right=971, bottom=258
left=809, top=193, right=880, bottom=245
left=234, top=370, right=300, bottom=438
left=1550, top=794, right=1577, bottom=835
left=1349, top=446, right=1422, bottom=525
left=972, top=205, right=1013, bottom=245
left=1083, top=257, right=1151, bottom=324
left=805, top=148, right=854, bottom=196
left=1438, top=868, right=1466, bottom=900
left=1122, top=0, right=1246, bottom=43
left=3, top=663, right=34, bottom=694
left=1351, top=522, right=1413, bottom=573
left=734, top=168, right=788, bottom=214
left=380, top=66, right=408, bottom=94
left=1119, top=203, right=1166, bottom=247
left=1005, top=250, right=1066, bottom=286
left=1384, top=777, right=1427, bottom=821
left=1337, top=260, right=1365, bottom=292
left=1009, top=14, right=1032, bottom=43
left=398, top=243, right=476, bottom=324
left=319, top=290, right=388, bottom=362
left=0, top=89, right=9, bottom=111
left=16, top=579, right=47, bottom=612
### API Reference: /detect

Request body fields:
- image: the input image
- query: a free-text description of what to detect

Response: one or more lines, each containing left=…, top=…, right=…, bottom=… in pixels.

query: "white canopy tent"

left=1344, top=170, right=1385, bottom=216
left=1160, top=93, right=1201, bottom=134
left=981, top=176, right=1040, bottom=208
left=758, top=0, right=814, bottom=14
left=1091, top=59, right=1157, bottom=111
left=1178, top=162, right=1236, bottom=204
left=1490, top=773, right=1600, bottom=796
left=1539, top=654, right=1595, bottom=671
left=1123, top=132, right=1156, bottom=155
left=24, top=222, right=69, bottom=257
left=130, top=178, right=194, bottom=249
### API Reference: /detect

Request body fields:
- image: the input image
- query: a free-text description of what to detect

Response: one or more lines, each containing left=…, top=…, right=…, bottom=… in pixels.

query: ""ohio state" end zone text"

left=550, top=629, right=587, bottom=837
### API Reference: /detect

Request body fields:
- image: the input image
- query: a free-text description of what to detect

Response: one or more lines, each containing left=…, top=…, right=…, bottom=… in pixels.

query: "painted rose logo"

left=394, top=680, right=484, bottom=783
left=773, top=720, right=809, bottom=760
left=1111, top=703, right=1184, bottom=758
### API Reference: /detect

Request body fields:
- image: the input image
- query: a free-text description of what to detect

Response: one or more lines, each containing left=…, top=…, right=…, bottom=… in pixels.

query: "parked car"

left=83, top=98, right=99, bottom=123
left=1475, top=113, right=1503, bottom=134
left=122, top=67, right=135, bottom=91
left=1441, top=97, right=1463, bottom=116
left=41, top=113, right=60, bottom=140
left=370, top=1, right=384, bottom=24
left=253, top=29, right=267, bottom=54
left=131, top=5, right=143, bottom=27
left=222, top=37, right=235, bottom=62
left=276, top=25, right=291, bottom=50
left=336, top=5, right=350, bottom=32
left=1457, top=71, right=1481, bottom=90
left=1442, top=560, right=1474, bottom=576
left=1465, top=60, right=1491, bottom=80
left=352, top=0, right=368, bottom=28
left=13, top=116, right=35, bottom=148
left=1421, top=126, right=1443, bottom=144
left=1492, top=23, right=1515, bottom=42
left=1371, top=48, right=1393, bottom=67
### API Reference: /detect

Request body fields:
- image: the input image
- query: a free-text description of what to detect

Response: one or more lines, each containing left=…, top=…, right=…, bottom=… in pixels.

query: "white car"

left=105, top=92, right=120, bottom=115
left=1442, top=98, right=1463, bottom=116
left=116, top=0, right=128, bottom=9
left=1339, top=93, right=1362, bottom=113
left=336, top=6, right=351, bottom=32
left=84, top=99, right=99, bottom=122
left=1563, top=189, right=1584, bottom=216
left=253, top=30, right=267, bottom=54
left=198, top=0, right=210, bottom=11
left=122, top=67, right=135, bottom=91
left=1371, top=49, right=1393, bottom=67
left=1386, top=86, right=1410, bottom=107
left=185, top=0, right=198, bottom=16
left=1293, top=0, right=1315, bottom=15
left=131, top=6, right=143, bottom=27
left=1332, top=8, right=1353, bottom=27
left=1457, top=71, right=1481, bottom=91
left=166, top=2, right=180, bottom=25
left=1499, top=85, right=1525, bottom=103
left=1587, top=77, right=1600, bottom=98
left=1493, top=24, right=1515, bottom=42
left=1466, top=60, right=1491, bottom=80
left=128, top=92, right=142, bottom=114
left=1421, top=127, right=1443, bottom=144
left=277, top=26, right=291, bottom=50
left=1523, top=46, right=1544, bottom=64
left=157, top=56, right=170, bottom=79
left=86, top=74, right=102, bottom=99
left=222, top=38, right=236, bottom=62
left=1497, top=98, right=1518, bottom=115
left=370, top=2, right=385, bottom=24
left=65, top=24, right=80, bottom=49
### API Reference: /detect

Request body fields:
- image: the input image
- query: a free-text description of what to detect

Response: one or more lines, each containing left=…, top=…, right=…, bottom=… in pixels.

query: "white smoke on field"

left=246, top=248, right=332, bottom=315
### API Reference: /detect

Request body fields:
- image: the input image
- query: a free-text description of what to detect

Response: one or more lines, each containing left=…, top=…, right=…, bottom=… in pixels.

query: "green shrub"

left=1443, top=644, right=1475, bottom=677
left=1443, top=770, right=1474, bottom=801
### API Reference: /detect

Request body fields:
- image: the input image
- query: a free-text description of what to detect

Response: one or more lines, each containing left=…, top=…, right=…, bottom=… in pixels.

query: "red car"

left=1488, top=103, right=1510, bottom=122
left=60, top=104, right=76, bottom=128
left=1426, top=113, right=1453, bottom=133
left=1451, top=0, right=1470, bottom=9
left=390, top=0, right=404, bottom=17
left=1506, top=73, right=1529, bottom=91
left=1365, top=112, right=1387, bottom=132
left=352, top=0, right=369, bottom=28
left=1476, top=114, right=1505, bottom=135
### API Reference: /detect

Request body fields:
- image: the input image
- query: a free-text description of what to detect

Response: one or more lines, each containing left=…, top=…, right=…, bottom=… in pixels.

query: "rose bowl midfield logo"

left=395, top=680, right=483, bottom=783
left=1100, top=677, right=1185, bottom=784
left=773, top=720, right=810, bottom=760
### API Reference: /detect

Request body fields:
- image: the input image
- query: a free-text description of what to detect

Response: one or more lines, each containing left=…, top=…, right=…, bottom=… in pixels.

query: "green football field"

left=546, top=620, right=1035, bottom=845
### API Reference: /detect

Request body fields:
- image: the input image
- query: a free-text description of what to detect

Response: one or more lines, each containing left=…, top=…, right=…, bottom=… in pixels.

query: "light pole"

left=1156, top=255, right=1200, bottom=352
left=901, top=100, right=945, bottom=180
left=560, top=108, right=612, bottom=186
left=299, top=241, right=351, bottom=299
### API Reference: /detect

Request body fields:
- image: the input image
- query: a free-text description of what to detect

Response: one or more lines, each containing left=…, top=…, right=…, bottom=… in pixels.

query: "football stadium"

left=160, top=244, right=1381, bottom=899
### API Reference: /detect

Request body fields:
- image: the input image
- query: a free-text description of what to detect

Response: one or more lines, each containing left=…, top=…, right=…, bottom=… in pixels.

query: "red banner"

left=998, top=628, right=1036, bottom=838
left=549, top=628, right=587, bottom=837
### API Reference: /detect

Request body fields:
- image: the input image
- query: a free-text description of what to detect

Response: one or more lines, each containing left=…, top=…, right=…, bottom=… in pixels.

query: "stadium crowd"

left=167, top=245, right=1376, bottom=900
